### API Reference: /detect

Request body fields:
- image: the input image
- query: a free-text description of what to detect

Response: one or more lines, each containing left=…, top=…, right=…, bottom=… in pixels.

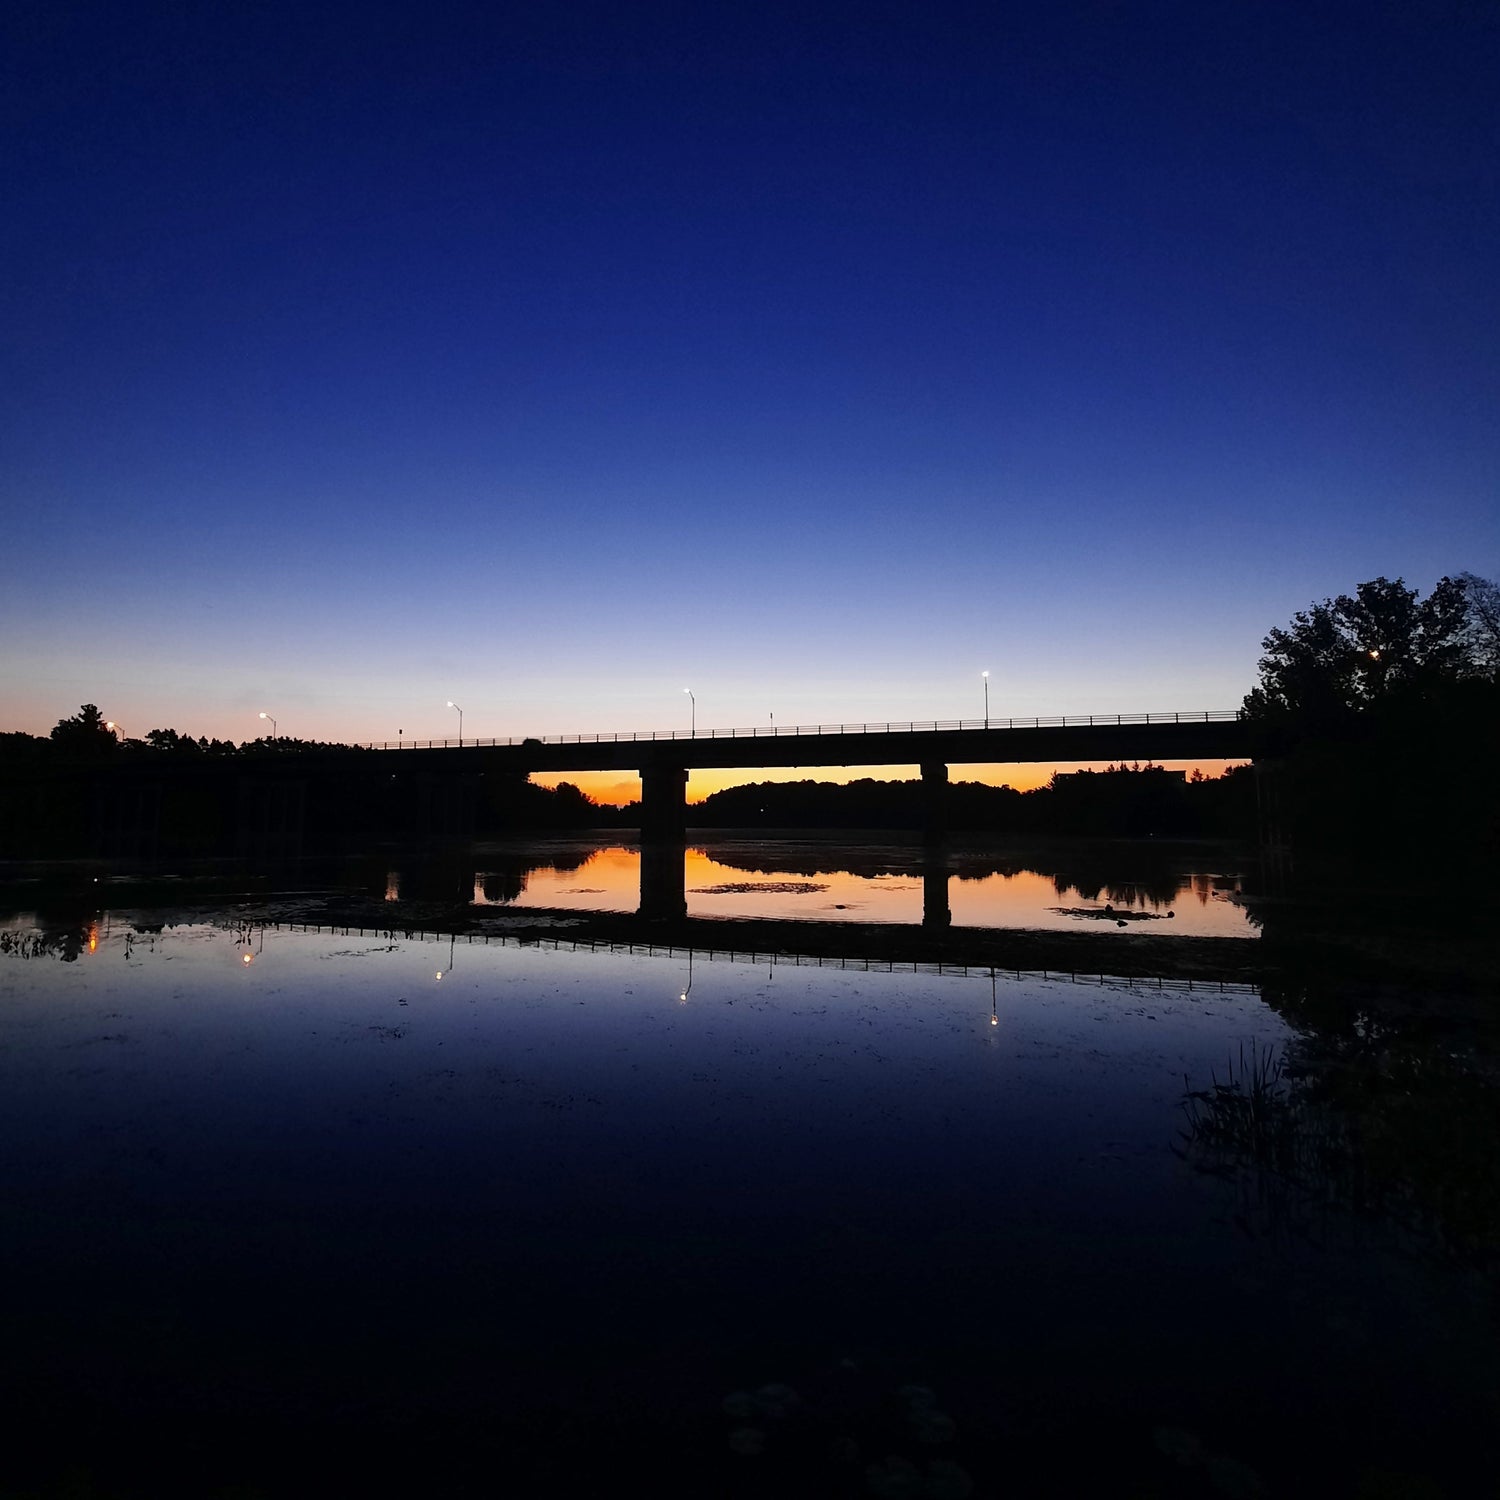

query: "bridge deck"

left=365, top=714, right=1252, bottom=774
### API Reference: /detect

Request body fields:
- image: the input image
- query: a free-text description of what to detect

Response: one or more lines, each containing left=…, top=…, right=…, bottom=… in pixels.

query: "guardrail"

left=355, top=709, right=1242, bottom=752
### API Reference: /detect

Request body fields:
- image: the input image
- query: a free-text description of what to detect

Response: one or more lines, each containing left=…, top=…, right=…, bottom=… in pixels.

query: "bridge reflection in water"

left=454, top=839, right=1255, bottom=938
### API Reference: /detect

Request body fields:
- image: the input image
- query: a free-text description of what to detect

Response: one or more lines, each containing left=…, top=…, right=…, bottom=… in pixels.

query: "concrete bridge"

left=360, top=709, right=1251, bottom=839
left=3, top=710, right=1254, bottom=870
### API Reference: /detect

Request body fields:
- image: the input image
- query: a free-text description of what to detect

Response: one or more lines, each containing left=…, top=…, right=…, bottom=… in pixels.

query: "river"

left=0, top=841, right=1494, bottom=1497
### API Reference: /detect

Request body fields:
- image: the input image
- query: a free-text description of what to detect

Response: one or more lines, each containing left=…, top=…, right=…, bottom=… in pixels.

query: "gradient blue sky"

left=4, top=1, right=1497, bottom=773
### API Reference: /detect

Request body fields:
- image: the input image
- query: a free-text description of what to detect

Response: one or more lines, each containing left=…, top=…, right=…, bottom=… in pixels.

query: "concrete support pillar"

left=638, top=839, right=687, bottom=921
left=921, top=761, right=948, bottom=843
left=640, top=765, right=689, bottom=843
left=638, top=764, right=688, bottom=920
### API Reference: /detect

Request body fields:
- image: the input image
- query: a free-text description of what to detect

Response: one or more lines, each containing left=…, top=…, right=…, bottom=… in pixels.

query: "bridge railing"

left=354, top=708, right=1243, bottom=751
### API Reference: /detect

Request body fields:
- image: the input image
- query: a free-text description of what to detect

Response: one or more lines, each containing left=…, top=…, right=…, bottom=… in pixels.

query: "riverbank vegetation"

left=1241, top=573, right=1499, bottom=864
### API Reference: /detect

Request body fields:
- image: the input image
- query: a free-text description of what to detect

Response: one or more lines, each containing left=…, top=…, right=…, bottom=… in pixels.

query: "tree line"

left=5, top=571, right=1497, bottom=853
left=683, top=763, right=1253, bottom=839
left=0, top=703, right=351, bottom=762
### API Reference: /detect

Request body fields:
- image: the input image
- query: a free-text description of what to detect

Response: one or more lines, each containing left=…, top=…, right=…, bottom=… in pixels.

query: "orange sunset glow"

left=533, top=761, right=1245, bottom=808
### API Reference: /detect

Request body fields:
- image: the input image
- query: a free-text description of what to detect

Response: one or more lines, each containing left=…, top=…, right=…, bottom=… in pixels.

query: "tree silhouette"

left=1242, top=575, right=1500, bottom=860
left=48, top=703, right=117, bottom=758
left=1457, top=573, right=1500, bottom=683
left=1243, top=576, right=1474, bottom=725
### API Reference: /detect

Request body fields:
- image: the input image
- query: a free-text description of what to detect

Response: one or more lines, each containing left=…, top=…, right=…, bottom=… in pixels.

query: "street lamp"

left=105, top=720, right=125, bottom=741
left=981, top=671, right=990, bottom=728
left=683, top=688, right=695, bottom=736
left=446, top=700, right=463, bottom=746
left=259, top=711, right=277, bottom=741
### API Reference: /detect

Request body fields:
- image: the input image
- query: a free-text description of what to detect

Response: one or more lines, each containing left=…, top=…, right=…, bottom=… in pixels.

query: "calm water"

left=1, top=907, right=1493, bottom=1497
left=467, top=835, right=1258, bottom=936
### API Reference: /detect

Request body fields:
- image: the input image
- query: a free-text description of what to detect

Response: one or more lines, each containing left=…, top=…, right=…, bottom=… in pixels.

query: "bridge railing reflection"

left=266, top=921, right=1261, bottom=996
left=355, top=708, right=1243, bottom=751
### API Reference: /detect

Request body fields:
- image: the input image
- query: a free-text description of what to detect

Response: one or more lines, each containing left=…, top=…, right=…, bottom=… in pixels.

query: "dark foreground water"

left=1, top=912, right=1495, bottom=1498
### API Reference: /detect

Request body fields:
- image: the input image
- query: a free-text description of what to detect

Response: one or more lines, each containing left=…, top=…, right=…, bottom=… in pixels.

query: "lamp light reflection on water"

left=236, top=925, right=264, bottom=967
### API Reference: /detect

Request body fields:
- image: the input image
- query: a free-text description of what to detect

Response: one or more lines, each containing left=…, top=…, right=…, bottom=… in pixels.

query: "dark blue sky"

left=4, top=0, right=1497, bottom=776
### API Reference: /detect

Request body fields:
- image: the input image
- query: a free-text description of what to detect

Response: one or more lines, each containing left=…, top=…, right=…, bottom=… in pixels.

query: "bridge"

left=2, top=709, right=1256, bottom=877
left=352, top=709, right=1252, bottom=839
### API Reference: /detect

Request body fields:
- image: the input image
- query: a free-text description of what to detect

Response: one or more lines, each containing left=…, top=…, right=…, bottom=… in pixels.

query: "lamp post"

left=981, top=671, right=990, bottom=728
left=446, top=700, right=463, bottom=746
left=105, top=720, right=125, bottom=742
left=684, top=688, right=695, bottom=736
left=259, top=711, right=277, bottom=741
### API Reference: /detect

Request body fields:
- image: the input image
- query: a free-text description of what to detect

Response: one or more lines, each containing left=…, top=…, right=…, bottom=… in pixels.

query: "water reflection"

left=1179, top=991, right=1500, bottom=1273
left=0, top=913, right=1491, bottom=1496
left=0, top=838, right=1258, bottom=946
left=465, top=838, right=1258, bottom=936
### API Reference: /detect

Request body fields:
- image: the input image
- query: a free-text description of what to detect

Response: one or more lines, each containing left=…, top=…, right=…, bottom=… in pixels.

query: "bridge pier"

left=638, top=766, right=689, bottom=920
left=640, top=765, right=689, bottom=842
left=921, top=761, right=948, bottom=842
